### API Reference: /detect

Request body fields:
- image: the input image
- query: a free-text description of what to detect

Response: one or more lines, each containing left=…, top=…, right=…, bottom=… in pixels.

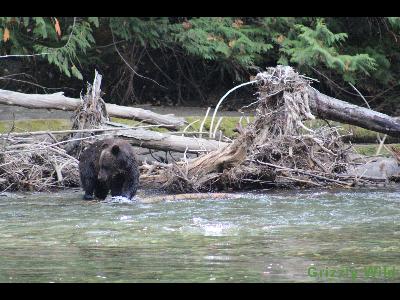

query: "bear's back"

left=79, top=138, right=137, bottom=171
left=78, top=138, right=139, bottom=200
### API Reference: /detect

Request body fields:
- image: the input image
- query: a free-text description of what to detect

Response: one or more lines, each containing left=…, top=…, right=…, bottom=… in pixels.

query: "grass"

left=0, top=119, right=71, bottom=133
left=0, top=117, right=170, bottom=134
left=109, top=117, right=171, bottom=133
left=352, top=144, right=398, bottom=157
left=0, top=116, right=391, bottom=141
left=305, top=119, right=400, bottom=143
left=185, top=116, right=252, bottom=138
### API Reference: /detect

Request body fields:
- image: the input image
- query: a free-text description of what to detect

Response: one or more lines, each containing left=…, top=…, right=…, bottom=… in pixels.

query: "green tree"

left=1, top=17, right=399, bottom=113
left=0, top=17, right=99, bottom=79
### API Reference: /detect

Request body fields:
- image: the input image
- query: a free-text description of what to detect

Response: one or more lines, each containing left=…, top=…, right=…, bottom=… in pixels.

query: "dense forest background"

left=1, top=17, right=399, bottom=114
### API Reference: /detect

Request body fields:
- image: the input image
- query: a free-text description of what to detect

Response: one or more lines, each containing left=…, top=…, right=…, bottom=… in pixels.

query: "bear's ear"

left=111, top=144, right=120, bottom=155
left=101, top=143, right=109, bottom=149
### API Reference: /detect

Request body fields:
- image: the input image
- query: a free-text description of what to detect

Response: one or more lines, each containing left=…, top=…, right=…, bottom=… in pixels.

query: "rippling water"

left=0, top=187, right=399, bottom=282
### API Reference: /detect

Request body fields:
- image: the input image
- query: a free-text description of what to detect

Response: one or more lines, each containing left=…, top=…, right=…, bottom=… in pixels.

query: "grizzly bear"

left=78, top=138, right=140, bottom=200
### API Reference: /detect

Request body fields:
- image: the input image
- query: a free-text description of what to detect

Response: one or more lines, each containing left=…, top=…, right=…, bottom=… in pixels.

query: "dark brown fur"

left=79, top=138, right=140, bottom=200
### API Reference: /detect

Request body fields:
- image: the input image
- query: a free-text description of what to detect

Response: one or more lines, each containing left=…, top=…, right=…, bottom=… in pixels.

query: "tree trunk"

left=308, top=88, right=400, bottom=136
left=138, top=193, right=241, bottom=203
left=0, top=89, right=185, bottom=129
left=117, top=128, right=228, bottom=153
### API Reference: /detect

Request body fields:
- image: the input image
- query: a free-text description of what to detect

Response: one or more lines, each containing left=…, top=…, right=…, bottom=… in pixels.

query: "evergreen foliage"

left=278, top=19, right=377, bottom=83
left=0, top=17, right=98, bottom=79
left=169, top=17, right=272, bottom=70
left=0, top=17, right=399, bottom=113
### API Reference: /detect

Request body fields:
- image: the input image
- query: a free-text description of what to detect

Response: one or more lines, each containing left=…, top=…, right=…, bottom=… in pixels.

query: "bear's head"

left=97, top=141, right=126, bottom=183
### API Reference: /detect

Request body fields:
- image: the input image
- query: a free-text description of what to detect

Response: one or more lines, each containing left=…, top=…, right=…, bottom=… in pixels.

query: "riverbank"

left=2, top=102, right=400, bottom=193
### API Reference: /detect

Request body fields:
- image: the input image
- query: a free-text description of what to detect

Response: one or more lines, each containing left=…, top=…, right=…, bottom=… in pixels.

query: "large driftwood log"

left=0, top=127, right=228, bottom=154
left=0, top=89, right=185, bottom=129
left=139, top=193, right=241, bottom=203
left=117, top=128, right=228, bottom=153
left=308, top=88, right=400, bottom=137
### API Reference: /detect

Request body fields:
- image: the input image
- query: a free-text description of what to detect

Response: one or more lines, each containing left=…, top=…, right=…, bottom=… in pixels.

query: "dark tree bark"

left=308, top=88, right=400, bottom=137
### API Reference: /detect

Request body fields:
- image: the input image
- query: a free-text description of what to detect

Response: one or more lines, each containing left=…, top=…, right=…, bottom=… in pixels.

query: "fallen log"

left=139, top=193, right=241, bottom=203
left=309, top=88, right=400, bottom=137
left=0, top=89, right=186, bottom=129
left=0, top=123, right=229, bottom=154
left=117, top=128, right=228, bottom=153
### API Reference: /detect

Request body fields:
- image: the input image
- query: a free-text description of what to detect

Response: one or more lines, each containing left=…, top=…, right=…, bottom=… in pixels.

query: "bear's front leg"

left=110, top=177, right=124, bottom=198
left=79, top=161, right=97, bottom=200
left=94, top=181, right=110, bottom=200
left=109, top=175, right=137, bottom=199
left=120, top=173, right=139, bottom=200
left=82, top=176, right=95, bottom=200
left=83, top=193, right=94, bottom=200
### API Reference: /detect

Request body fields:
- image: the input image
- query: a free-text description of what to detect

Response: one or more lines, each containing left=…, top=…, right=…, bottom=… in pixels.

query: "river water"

left=0, top=188, right=399, bottom=283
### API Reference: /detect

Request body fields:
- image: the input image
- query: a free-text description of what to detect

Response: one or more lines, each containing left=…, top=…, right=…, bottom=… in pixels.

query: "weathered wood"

left=0, top=89, right=80, bottom=110
left=139, top=193, right=241, bottom=203
left=138, top=132, right=253, bottom=191
left=0, top=121, right=229, bottom=153
left=3, top=83, right=400, bottom=135
left=309, top=87, right=400, bottom=137
left=117, top=128, right=229, bottom=153
left=0, top=89, right=186, bottom=129
left=183, top=138, right=246, bottom=178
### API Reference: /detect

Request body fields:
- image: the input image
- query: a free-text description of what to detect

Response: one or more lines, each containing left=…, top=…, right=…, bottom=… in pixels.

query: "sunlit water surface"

left=0, top=187, right=399, bottom=283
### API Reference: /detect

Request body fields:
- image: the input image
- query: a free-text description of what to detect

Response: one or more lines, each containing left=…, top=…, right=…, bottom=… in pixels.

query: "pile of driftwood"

left=140, top=66, right=371, bottom=192
left=0, top=136, right=80, bottom=192
left=1, top=66, right=400, bottom=193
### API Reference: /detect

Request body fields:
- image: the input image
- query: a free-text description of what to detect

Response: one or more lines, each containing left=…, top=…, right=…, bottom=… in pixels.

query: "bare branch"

left=111, top=29, right=167, bottom=89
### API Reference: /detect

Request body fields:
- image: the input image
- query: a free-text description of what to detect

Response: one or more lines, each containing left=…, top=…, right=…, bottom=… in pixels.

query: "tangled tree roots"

left=63, top=70, right=109, bottom=158
left=144, top=66, right=357, bottom=192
